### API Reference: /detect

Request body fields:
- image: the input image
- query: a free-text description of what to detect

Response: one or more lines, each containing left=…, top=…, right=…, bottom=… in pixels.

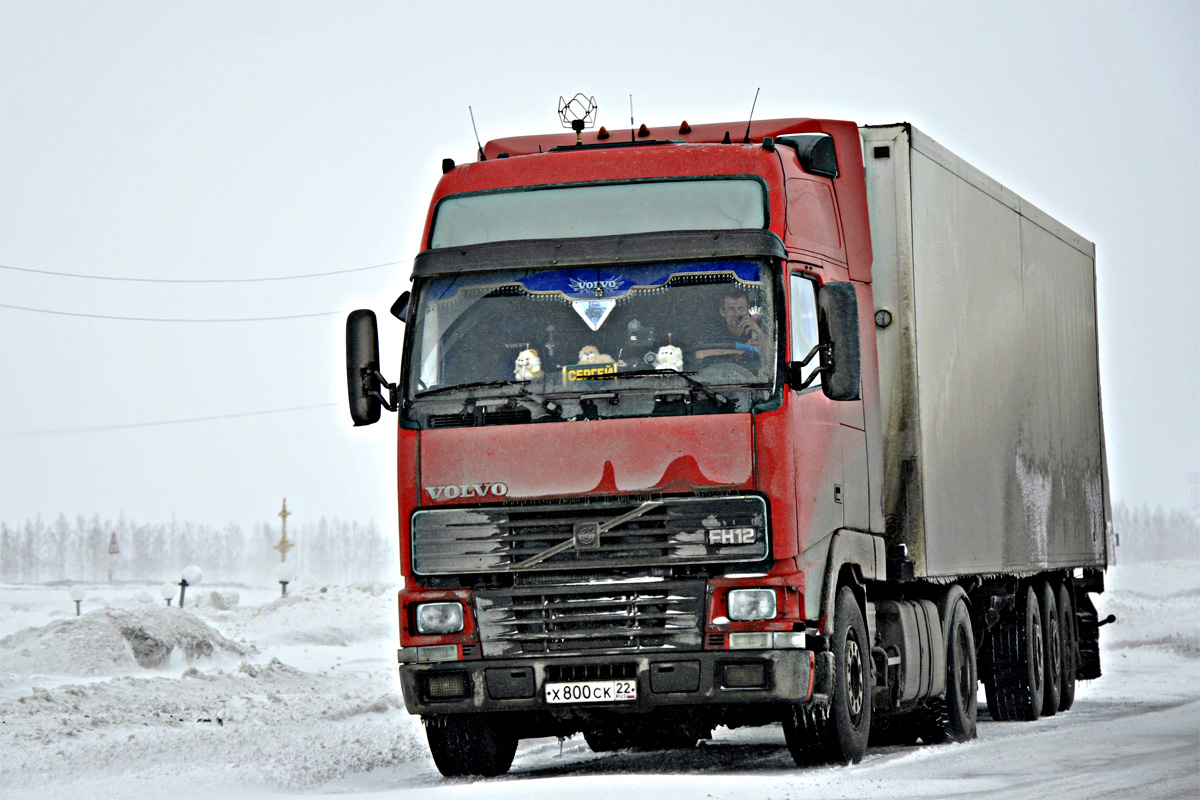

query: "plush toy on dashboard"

left=513, top=348, right=544, bottom=381
left=654, top=344, right=684, bottom=372
left=577, top=345, right=615, bottom=364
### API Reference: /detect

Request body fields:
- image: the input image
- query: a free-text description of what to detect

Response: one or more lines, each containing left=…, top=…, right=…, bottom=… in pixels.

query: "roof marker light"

left=679, top=121, right=691, bottom=134
left=637, top=123, right=650, bottom=138
left=441, top=158, right=455, bottom=174
left=597, top=126, right=610, bottom=140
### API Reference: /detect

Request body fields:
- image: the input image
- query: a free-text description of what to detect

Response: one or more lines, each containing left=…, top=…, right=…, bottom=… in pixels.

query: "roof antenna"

left=742, top=88, right=760, bottom=143
left=629, top=94, right=635, bottom=142
left=469, top=106, right=486, bottom=161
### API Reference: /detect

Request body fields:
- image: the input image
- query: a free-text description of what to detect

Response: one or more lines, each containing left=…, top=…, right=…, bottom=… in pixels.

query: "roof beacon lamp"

left=179, top=565, right=203, bottom=609
left=275, top=561, right=296, bottom=597
left=558, top=93, right=597, bottom=146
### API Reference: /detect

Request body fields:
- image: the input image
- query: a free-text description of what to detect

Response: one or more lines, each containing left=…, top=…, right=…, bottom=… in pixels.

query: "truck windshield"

left=429, top=179, right=767, bottom=248
left=407, top=260, right=776, bottom=400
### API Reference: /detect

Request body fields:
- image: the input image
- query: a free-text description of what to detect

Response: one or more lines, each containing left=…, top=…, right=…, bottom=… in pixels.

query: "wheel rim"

left=954, top=623, right=972, bottom=700
left=1047, top=611, right=1061, bottom=687
left=845, top=629, right=865, bottom=725
left=1032, top=604, right=1044, bottom=692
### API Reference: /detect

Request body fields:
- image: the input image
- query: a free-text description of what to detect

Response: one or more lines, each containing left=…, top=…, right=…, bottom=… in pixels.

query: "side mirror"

left=818, top=282, right=861, bottom=401
left=346, top=309, right=382, bottom=426
left=390, top=291, right=410, bottom=323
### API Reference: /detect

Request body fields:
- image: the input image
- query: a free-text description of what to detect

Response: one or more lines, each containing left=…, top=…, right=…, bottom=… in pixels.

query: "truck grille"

left=411, top=495, right=768, bottom=575
left=476, top=580, right=706, bottom=657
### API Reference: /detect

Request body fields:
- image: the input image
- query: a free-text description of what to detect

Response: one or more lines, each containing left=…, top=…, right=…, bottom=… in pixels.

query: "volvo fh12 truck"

left=345, top=115, right=1111, bottom=775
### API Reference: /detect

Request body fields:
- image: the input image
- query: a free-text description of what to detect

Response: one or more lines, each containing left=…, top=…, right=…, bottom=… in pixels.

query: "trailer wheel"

left=1056, top=581, right=1078, bottom=711
left=424, top=715, right=518, bottom=777
left=987, top=583, right=1045, bottom=721
left=787, top=586, right=872, bottom=765
left=921, top=593, right=978, bottom=742
left=1039, top=581, right=1062, bottom=716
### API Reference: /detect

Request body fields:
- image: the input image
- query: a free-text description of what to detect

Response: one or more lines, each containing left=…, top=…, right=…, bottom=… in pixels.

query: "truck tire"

left=986, top=583, right=1045, bottom=721
left=1039, top=581, right=1062, bottom=717
left=1057, top=581, right=1078, bottom=711
left=786, top=586, right=872, bottom=765
left=921, top=593, right=978, bottom=743
left=424, top=715, right=518, bottom=777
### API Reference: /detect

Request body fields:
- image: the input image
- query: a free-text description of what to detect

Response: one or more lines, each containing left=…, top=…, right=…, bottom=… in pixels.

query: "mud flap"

left=812, top=650, right=835, bottom=708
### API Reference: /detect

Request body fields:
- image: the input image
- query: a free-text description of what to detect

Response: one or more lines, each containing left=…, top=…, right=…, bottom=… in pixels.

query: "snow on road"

left=1, top=564, right=1196, bottom=799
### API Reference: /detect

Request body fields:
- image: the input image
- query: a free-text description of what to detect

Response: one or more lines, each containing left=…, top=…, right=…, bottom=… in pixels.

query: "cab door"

left=787, top=270, right=844, bottom=551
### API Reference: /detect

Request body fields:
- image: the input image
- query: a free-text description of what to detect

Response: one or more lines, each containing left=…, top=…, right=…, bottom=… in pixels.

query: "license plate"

left=544, top=679, right=637, bottom=704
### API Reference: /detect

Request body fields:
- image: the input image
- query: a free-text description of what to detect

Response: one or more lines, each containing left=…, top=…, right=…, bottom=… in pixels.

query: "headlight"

left=727, top=588, right=777, bottom=621
left=415, top=601, right=464, bottom=634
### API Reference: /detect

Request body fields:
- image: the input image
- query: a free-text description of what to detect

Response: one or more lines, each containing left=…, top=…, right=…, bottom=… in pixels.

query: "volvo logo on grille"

left=573, top=522, right=600, bottom=551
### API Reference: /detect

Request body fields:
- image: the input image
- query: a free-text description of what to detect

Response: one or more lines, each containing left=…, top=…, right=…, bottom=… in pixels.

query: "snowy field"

left=1, top=563, right=1196, bottom=800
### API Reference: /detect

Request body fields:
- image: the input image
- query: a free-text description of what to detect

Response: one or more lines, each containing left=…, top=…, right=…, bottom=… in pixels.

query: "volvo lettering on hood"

left=425, top=483, right=508, bottom=501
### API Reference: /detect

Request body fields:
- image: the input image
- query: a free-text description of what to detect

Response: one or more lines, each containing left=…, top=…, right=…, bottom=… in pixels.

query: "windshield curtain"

left=428, top=179, right=767, bottom=248
left=407, top=260, right=776, bottom=398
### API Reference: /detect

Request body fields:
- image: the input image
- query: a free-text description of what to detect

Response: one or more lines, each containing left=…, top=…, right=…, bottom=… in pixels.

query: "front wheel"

left=785, top=586, right=871, bottom=765
left=424, top=715, right=518, bottom=777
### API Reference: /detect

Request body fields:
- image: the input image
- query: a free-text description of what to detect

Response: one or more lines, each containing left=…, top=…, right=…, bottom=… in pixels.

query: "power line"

left=0, top=260, right=405, bottom=283
left=0, top=304, right=346, bottom=322
left=1, top=403, right=339, bottom=440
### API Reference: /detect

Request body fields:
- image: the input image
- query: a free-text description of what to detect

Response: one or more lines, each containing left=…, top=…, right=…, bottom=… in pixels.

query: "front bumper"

left=398, top=648, right=814, bottom=716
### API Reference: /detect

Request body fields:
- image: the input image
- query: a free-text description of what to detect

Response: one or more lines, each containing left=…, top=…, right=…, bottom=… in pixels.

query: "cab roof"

left=484, top=118, right=835, bottom=159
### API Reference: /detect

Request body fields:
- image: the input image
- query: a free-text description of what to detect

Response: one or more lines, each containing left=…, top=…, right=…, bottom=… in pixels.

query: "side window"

left=789, top=273, right=821, bottom=387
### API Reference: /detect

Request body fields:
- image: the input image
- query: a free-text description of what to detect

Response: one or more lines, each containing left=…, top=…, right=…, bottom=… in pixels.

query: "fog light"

left=728, top=632, right=772, bottom=650
left=772, top=631, right=806, bottom=649
left=722, top=663, right=767, bottom=689
left=417, top=644, right=459, bottom=663
left=415, top=602, right=464, bottom=634
left=727, top=588, right=777, bottom=621
left=423, top=671, right=470, bottom=700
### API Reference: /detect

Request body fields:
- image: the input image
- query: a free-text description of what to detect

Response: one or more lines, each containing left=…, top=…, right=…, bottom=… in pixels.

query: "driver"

left=694, top=287, right=763, bottom=360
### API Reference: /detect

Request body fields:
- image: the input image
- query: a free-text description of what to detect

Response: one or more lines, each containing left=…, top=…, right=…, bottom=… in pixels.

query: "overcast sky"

left=1, top=1, right=1197, bottom=534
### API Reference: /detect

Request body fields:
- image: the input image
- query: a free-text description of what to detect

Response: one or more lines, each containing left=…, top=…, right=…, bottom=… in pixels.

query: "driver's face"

left=720, top=297, right=750, bottom=333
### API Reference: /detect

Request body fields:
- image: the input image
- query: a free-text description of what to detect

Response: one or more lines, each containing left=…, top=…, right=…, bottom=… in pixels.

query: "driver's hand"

left=739, top=317, right=762, bottom=341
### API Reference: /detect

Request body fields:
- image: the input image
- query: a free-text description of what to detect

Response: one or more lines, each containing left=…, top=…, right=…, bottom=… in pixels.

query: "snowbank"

left=0, top=607, right=249, bottom=676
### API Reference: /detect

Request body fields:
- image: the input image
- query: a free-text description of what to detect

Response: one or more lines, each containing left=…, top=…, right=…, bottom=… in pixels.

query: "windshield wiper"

left=616, top=369, right=729, bottom=407
left=413, top=380, right=561, bottom=417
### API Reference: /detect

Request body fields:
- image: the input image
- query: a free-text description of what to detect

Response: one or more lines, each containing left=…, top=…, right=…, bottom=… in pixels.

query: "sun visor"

left=411, top=229, right=787, bottom=278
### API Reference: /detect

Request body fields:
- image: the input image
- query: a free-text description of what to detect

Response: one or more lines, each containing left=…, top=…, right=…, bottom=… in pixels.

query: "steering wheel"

left=696, top=361, right=757, bottom=384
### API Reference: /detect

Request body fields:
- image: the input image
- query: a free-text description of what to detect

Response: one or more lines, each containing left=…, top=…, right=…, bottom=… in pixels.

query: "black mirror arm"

left=790, top=342, right=832, bottom=391
left=368, top=369, right=399, bottom=412
left=797, top=342, right=829, bottom=368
